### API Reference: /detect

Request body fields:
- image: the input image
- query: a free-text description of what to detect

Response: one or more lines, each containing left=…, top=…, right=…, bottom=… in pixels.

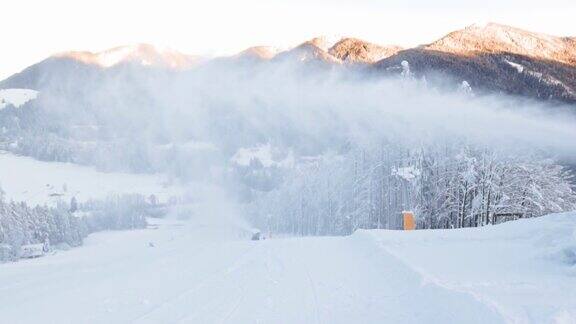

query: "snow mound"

left=0, top=89, right=38, bottom=109
left=357, top=212, right=576, bottom=323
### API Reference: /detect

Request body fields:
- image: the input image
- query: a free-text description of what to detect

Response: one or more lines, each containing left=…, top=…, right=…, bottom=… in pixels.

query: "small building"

left=20, top=244, right=45, bottom=259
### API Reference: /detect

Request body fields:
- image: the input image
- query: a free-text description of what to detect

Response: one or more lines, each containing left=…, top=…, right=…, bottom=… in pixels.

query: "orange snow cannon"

left=402, top=211, right=416, bottom=230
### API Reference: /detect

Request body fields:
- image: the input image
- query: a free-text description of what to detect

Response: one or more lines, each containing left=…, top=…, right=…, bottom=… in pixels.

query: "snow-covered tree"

left=247, top=141, right=576, bottom=235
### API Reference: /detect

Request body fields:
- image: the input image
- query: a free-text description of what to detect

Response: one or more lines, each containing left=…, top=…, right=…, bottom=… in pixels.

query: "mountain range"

left=1, top=23, right=575, bottom=103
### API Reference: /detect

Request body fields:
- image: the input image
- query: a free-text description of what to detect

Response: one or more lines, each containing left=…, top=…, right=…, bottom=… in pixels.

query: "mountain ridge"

left=1, top=23, right=575, bottom=103
left=4, top=23, right=575, bottom=73
left=53, top=43, right=202, bottom=69
left=423, top=23, right=576, bottom=65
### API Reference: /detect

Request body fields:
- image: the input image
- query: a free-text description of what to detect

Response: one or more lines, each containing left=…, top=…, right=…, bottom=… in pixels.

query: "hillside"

left=0, top=151, right=182, bottom=206
left=376, top=48, right=576, bottom=102
left=376, top=23, right=576, bottom=102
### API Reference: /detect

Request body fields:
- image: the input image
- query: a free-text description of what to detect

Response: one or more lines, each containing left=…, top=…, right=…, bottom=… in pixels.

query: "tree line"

left=0, top=193, right=155, bottom=262
left=247, top=142, right=576, bottom=235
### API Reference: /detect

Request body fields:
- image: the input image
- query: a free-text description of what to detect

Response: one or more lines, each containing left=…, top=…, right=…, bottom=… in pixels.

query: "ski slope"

left=1, top=212, right=575, bottom=323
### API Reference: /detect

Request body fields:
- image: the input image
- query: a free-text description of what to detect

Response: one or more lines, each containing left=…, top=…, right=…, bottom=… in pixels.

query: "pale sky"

left=1, top=0, right=575, bottom=79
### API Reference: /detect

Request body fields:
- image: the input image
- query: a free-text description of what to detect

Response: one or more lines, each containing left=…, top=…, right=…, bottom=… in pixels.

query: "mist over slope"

left=0, top=23, right=575, bottom=235
left=2, top=57, right=576, bottom=169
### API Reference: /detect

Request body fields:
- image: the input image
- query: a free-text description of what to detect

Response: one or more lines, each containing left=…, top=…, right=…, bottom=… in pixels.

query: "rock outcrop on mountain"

left=271, top=36, right=402, bottom=65
left=329, top=38, right=402, bottom=64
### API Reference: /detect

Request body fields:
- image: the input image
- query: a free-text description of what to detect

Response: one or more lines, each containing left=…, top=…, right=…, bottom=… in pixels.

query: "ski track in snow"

left=1, top=213, right=575, bottom=323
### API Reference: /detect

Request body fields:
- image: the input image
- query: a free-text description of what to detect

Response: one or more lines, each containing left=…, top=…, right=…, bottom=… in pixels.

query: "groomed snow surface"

left=1, top=210, right=575, bottom=323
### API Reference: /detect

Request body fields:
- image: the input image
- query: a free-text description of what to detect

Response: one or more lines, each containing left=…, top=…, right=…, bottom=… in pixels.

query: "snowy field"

left=0, top=88, right=38, bottom=109
left=0, top=211, right=574, bottom=323
left=0, top=151, right=183, bottom=205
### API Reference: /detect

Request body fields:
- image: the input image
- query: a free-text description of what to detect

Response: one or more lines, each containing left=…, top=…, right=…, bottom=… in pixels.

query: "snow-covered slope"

left=273, top=38, right=341, bottom=64
left=0, top=88, right=38, bottom=109
left=237, top=46, right=281, bottom=60
left=425, top=23, right=576, bottom=65
left=0, top=151, right=183, bottom=205
left=54, top=44, right=200, bottom=69
left=1, top=210, right=574, bottom=323
left=361, top=213, right=576, bottom=323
